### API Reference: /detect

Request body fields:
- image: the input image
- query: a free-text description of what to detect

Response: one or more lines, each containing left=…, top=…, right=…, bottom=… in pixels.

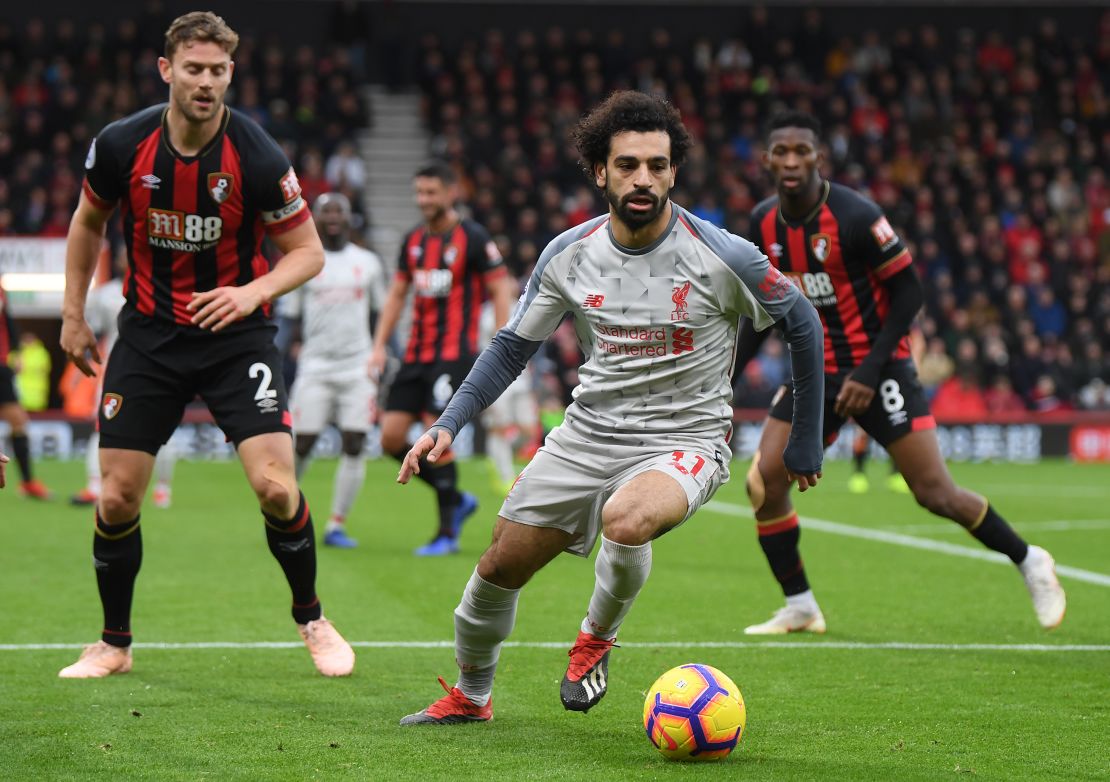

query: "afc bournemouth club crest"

left=102, top=393, right=123, bottom=420
left=810, top=233, right=832, bottom=263
left=208, top=172, right=234, bottom=205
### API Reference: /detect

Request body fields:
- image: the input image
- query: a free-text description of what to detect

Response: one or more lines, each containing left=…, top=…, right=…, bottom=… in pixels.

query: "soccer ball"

left=642, top=663, right=746, bottom=761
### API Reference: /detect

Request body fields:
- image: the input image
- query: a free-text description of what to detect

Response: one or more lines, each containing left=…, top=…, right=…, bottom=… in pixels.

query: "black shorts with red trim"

left=769, top=358, right=935, bottom=449
left=0, top=366, right=17, bottom=405
left=384, top=358, right=476, bottom=417
left=99, top=309, right=291, bottom=454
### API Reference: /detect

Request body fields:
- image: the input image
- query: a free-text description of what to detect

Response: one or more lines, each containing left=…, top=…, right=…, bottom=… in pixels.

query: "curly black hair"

left=765, top=110, right=822, bottom=141
left=572, top=91, right=693, bottom=182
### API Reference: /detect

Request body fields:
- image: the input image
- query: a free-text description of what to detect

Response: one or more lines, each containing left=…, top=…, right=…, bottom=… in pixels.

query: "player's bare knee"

left=911, top=476, right=955, bottom=518
left=476, top=552, right=529, bottom=590
left=99, top=484, right=143, bottom=522
left=601, top=502, right=652, bottom=546
left=253, top=464, right=297, bottom=517
left=380, top=428, right=405, bottom=455
left=340, top=431, right=365, bottom=457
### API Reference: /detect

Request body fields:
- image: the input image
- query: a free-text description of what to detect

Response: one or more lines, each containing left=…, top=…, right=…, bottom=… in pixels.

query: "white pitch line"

left=702, top=501, right=1110, bottom=588
left=883, top=520, right=1110, bottom=534
left=2, top=641, right=1108, bottom=652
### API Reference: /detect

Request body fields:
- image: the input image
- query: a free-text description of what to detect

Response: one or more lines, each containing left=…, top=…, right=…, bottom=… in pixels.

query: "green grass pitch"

left=1, top=457, right=1107, bottom=780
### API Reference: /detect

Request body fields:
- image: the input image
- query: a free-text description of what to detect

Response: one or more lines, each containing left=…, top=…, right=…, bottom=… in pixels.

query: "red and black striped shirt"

left=396, top=219, right=506, bottom=363
left=82, top=104, right=310, bottom=333
left=750, top=181, right=913, bottom=377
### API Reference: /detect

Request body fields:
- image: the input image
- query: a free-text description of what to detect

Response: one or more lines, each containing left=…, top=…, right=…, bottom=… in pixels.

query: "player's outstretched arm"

left=190, top=219, right=324, bottom=331
left=777, top=296, right=825, bottom=491
left=60, top=192, right=112, bottom=377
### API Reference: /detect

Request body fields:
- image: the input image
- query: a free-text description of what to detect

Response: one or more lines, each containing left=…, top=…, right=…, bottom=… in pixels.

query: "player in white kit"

left=397, top=92, right=826, bottom=725
left=285, top=193, right=385, bottom=548
left=71, top=250, right=178, bottom=508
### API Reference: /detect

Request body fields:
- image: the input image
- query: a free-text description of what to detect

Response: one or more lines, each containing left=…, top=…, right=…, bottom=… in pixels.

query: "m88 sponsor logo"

left=784, top=271, right=837, bottom=308
left=147, top=208, right=223, bottom=251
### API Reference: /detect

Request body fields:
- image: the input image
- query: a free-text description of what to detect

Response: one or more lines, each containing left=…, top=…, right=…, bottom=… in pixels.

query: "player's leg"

left=401, top=517, right=572, bottom=725
left=849, top=430, right=870, bottom=494
left=289, top=372, right=331, bottom=480
left=0, top=373, right=51, bottom=498
left=206, top=338, right=353, bottom=675
left=59, top=339, right=185, bottom=678
left=71, top=431, right=102, bottom=505
left=322, top=430, right=366, bottom=548
left=744, top=385, right=838, bottom=635
left=320, top=374, right=374, bottom=548
left=151, top=442, right=177, bottom=509
left=886, top=428, right=1065, bottom=628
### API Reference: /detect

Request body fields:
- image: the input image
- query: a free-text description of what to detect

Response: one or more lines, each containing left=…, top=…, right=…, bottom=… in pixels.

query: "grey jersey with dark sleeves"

left=503, top=205, right=795, bottom=445
left=433, top=203, right=824, bottom=472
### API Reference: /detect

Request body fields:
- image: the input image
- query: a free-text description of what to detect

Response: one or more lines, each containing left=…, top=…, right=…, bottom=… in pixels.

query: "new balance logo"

left=583, top=293, right=605, bottom=308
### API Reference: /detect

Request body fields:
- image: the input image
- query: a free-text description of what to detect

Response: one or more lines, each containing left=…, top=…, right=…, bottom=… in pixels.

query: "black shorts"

left=99, top=322, right=291, bottom=454
left=0, top=366, right=17, bottom=404
left=384, top=358, right=475, bottom=417
left=769, top=359, right=935, bottom=449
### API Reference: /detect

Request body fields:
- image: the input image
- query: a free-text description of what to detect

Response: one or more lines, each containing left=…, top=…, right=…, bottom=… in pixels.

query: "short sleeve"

left=395, top=235, right=414, bottom=282
left=851, top=199, right=911, bottom=280
left=467, top=222, right=508, bottom=278
left=248, top=137, right=311, bottom=236
left=82, top=133, right=122, bottom=209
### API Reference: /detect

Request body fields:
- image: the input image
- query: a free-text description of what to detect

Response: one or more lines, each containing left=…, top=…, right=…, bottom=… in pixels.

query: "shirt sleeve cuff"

left=82, top=179, right=115, bottom=211
left=874, top=249, right=911, bottom=280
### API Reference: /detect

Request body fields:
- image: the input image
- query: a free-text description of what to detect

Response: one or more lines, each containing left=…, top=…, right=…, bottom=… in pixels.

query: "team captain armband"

left=261, top=167, right=310, bottom=234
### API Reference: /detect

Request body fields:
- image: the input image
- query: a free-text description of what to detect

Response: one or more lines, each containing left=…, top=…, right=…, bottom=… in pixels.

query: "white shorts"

left=484, top=375, right=538, bottom=430
left=290, top=371, right=376, bottom=434
left=498, top=424, right=729, bottom=557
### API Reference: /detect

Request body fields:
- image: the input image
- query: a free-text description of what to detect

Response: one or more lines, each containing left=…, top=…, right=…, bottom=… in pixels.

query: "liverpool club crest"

left=208, top=172, right=234, bottom=205
left=671, top=280, right=691, bottom=321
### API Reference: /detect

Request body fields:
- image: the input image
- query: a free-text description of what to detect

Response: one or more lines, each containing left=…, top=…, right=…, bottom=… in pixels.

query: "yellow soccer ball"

left=643, top=663, right=746, bottom=761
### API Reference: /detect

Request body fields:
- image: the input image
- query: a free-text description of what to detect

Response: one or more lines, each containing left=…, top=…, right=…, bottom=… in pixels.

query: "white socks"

left=454, top=569, right=521, bottom=705
left=786, top=589, right=819, bottom=612
left=330, top=454, right=365, bottom=521
left=486, top=431, right=515, bottom=483
left=85, top=433, right=100, bottom=488
left=581, top=536, right=652, bottom=640
left=154, top=444, right=176, bottom=484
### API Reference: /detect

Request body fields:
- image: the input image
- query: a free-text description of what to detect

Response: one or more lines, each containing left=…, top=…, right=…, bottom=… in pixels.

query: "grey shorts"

left=290, top=370, right=376, bottom=434
left=498, top=425, right=729, bottom=557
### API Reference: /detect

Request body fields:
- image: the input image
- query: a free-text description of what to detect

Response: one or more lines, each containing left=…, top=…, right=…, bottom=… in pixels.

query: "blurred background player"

left=0, top=280, right=52, bottom=499
left=479, top=300, right=540, bottom=495
left=739, top=111, right=1065, bottom=634
left=369, top=161, right=515, bottom=556
left=58, top=12, right=353, bottom=679
left=71, top=249, right=178, bottom=508
left=0, top=450, right=8, bottom=488
left=284, top=192, right=385, bottom=548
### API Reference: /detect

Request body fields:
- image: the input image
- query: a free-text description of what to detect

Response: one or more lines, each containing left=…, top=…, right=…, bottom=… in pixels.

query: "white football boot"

left=744, top=603, right=827, bottom=635
left=1018, top=545, right=1066, bottom=629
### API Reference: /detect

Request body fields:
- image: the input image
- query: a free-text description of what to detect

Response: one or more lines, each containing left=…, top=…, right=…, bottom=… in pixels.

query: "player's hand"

left=368, top=345, right=387, bottom=380
left=397, top=428, right=454, bottom=484
left=188, top=286, right=264, bottom=332
left=834, top=377, right=875, bottom=418
left=0, top=451, right=8, bottom=489
left=59, top=317, right=102, bottom=378
left=787, top=468, right=822, bottom=492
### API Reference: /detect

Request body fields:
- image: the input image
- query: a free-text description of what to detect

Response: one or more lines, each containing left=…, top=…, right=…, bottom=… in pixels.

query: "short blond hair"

left=164, top=11, right=239, bottom=60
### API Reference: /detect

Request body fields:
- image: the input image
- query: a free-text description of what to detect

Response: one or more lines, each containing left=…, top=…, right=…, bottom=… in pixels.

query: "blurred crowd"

left=0, top=10, right=371, bottom=242
left=415, top=9, right=1110, bottom=412
left=2, top=6, right=1109, bottom=416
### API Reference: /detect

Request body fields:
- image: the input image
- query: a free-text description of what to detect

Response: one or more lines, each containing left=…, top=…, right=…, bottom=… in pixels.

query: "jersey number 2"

left=249, top=362, right=278, bottom=401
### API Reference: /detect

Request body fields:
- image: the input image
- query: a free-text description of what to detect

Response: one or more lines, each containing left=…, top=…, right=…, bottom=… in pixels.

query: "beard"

left=173, top=89, right=221, bottom=124
left=605, top=184, right=668, bottom=230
